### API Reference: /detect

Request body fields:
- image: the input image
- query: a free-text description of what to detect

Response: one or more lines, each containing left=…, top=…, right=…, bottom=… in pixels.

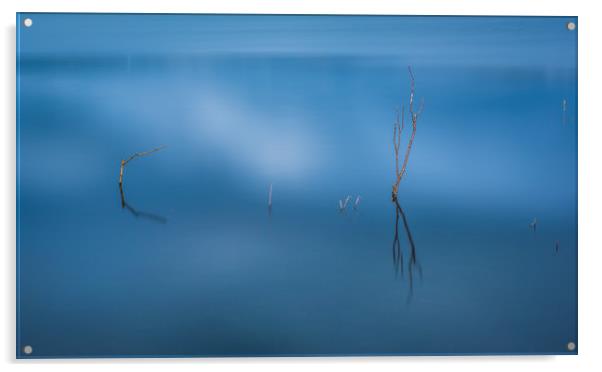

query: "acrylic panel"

left=16, top=13, right=578, bottom=358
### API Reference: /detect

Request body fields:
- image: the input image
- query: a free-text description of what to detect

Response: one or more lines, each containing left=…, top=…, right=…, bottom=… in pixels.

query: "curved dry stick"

left=119, top=145, right=166, bottom=186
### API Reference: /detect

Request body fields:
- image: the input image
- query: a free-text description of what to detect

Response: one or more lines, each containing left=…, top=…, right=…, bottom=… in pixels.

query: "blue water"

left=17, top=14, right=577, bottom=357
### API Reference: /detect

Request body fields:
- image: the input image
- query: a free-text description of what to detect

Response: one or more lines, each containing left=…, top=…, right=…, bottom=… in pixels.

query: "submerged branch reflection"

left=119, top=183, right=167, bottom=224
left=392, top=200, right=421, bottom=302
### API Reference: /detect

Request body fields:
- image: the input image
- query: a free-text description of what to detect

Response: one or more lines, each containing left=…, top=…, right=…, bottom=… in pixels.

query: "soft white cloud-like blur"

left=191, top=87, right=325, bottom=182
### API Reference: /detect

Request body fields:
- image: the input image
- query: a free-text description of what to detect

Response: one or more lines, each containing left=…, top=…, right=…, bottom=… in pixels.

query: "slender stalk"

left=267, top=183, right=273, bottom=216
left=118, top=145, right=166, bottom=186
left=399, top=119, right=417, bottom=181
left=119, top=160, right=126, bottom=185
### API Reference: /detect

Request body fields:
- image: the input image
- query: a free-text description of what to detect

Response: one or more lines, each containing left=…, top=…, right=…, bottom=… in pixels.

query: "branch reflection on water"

left=118, top=183, right=167, bottom=224
left=392, top=200, right=421, bottom=303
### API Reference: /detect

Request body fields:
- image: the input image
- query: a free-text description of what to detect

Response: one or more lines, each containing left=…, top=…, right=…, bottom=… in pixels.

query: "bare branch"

left=123, top=145, right=167, bottom=166
left=407, top=65, right=416, bottom=81
left=416, top=98, right=425, bottom=117
left=392, top=66, right=423, bottom=201
left=119, top=145, right=166, bottom=186
left=393, top=107, right=401, bottom=178
left=408, top=66, right=416, bottom=115
left=399, top=116, right=417, bottom=181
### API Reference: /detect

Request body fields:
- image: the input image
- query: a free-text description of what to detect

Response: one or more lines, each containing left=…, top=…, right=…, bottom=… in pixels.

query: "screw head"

left=23, top=18, right=33, bottom=27
left=567, top=342, right=576, bottom=351
left=567, top=22, right=576, bottom=31
left=23, top=345, right=33, bottom=355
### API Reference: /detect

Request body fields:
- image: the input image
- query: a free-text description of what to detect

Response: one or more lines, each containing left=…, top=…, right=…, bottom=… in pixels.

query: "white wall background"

left=2, top=1, right=600, bottom=371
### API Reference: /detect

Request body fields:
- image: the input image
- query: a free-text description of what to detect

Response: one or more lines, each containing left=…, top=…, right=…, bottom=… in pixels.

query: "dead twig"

left=392, top=66, right=423, bottom=202
left=268, top=183, right=273, bottom=216
left=119, top=145, right=166, bottom=186
left=338, top=195, right=352, bottom=212
left=529, top=217, right=537, bottom=232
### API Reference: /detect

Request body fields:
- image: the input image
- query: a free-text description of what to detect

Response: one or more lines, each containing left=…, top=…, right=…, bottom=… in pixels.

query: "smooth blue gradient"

left=17, top=14, right=577, bottom=358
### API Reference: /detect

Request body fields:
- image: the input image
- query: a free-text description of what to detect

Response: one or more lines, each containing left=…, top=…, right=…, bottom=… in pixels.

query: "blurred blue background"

left=17, top=14, right=577, bottom=357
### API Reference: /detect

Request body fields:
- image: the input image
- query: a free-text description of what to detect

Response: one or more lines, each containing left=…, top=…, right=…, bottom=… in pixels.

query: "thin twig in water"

left=390, top=66, right=423, bottom=302
left=529, top=217, right=537, bottom=232
left=392, top=66, right=423, bottom=202
left=117, top=145, right=167, bottom=223
left=344, top=195, right=351, bottom=208
left=119, top=145, right=166, bottom=186
left=339, top=195, right=351, bottom=212
left=353, top=196, right=361, bottom=210
left=338, top=195, right=352, bottom=212
left=268, top=183, right=273, bottom=216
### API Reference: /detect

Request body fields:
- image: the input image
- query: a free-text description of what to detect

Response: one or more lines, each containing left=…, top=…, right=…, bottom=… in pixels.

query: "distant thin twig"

left=338, top=195, right=352, bottom=212
left=529, top=217, right=537, bottom=232
left=353, top=195, right=361, bottom=210
left=268, top=183, right=273, bottom=216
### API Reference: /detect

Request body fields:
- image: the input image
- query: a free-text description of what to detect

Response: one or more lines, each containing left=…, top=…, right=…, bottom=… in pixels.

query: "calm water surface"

left=17, top=14, right=577, bottom=357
